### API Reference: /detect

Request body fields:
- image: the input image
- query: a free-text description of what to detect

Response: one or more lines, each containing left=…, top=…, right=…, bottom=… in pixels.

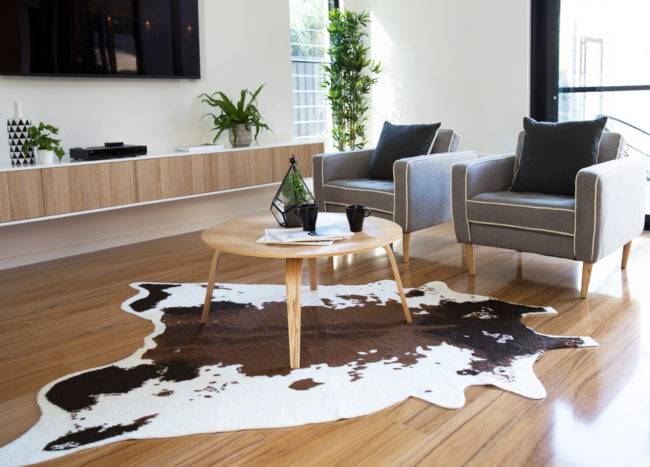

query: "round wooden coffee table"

left=200, top=213, right=411, bottom=369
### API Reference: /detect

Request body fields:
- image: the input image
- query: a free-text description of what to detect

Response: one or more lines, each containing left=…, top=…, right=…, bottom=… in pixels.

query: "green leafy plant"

left=280, top=162, right=312, bottom=207
left=199, top=85, right=271, bottom=145
left=23, top=122, right=65, bottom=160
left=323, top=9, right=381, bottom=151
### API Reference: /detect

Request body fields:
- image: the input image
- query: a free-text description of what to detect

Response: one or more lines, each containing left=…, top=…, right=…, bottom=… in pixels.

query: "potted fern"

left=23, top=122, right=65, bottom=165
left=199, top=85, right=271, bottom=147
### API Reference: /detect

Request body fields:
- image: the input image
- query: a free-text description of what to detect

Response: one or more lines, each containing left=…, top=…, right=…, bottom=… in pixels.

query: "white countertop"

left=0, top=139, right=324, bottom=173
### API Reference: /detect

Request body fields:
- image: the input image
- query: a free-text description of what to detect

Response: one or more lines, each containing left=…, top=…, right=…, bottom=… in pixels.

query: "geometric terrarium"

left=270, top=156, right=315, bottom=227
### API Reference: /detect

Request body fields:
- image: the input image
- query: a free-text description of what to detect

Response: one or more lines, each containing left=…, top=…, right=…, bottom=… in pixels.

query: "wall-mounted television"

left=0, top=0, right=200, bottom=79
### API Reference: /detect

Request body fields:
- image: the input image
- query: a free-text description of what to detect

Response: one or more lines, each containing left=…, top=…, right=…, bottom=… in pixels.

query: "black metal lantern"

left=270, top=156, right=315, bottom=227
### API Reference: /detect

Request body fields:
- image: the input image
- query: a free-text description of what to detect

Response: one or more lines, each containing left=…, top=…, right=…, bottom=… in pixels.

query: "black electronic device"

left=69, top=143, right=147, bottom=161
left=0, top=0, right=200, bottom=78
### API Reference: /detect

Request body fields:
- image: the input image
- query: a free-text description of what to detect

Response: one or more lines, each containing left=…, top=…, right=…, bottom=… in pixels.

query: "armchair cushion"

left=322, top=178, right=395, bottom=215
left=511, top=116, right=607, bottom=196
left=367, top=121, right=441, bottom=181
left=467, top=191, right=575, bottom=236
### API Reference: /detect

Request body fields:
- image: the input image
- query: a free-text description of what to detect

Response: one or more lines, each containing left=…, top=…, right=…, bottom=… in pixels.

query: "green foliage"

left=23, top=122, right=65, bottom=160
left=279, top=158, right=313, bottom=207
left=199, top=85, right=271, bottom=145
left=322, top=9, right=381, bottom=151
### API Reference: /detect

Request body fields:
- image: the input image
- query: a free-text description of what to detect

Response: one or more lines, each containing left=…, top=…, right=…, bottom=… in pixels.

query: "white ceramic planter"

left=36, top=149, right=57, bottom=165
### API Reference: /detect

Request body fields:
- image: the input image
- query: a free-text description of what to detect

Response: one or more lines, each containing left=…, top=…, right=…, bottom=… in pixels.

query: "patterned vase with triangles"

left=6, top=101, right=34, bottom=166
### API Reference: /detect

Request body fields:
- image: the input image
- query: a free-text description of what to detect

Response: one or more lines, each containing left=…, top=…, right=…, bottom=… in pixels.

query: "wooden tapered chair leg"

left=621, top=241, right=632, bottom=269
left=402, top=232, right=411, bottom=264
left=464, top=243, right=476, bottom=276
left=580, top=262, right=593, bottom=299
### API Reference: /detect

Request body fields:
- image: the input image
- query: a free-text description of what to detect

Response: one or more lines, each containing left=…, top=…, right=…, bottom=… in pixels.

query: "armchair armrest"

left=312, top=149, right=374, bottom=211
left=393, top=151, right=478, bottom=232
left=451, top=153, right=516, bottom=243
left=574, top=157, right=646, bottom=262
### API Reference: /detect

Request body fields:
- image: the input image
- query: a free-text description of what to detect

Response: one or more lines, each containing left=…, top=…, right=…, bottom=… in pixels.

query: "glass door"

left=533, top=0, right=650, bottom=224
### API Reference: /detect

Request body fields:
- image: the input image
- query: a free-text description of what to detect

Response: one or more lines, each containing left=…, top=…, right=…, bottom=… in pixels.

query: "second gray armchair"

left=451, top=131, right=646, bottom=298
left=313, top=129, right=477, bottom=262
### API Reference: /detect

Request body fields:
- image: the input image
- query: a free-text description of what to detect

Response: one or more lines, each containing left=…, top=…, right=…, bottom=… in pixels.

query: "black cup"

left=297, top=203, right=319, bottom=231
left=346, top=204, right=371, bottom=232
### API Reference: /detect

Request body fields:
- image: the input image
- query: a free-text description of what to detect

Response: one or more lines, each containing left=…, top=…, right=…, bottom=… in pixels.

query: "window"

left=531, top=0, right=650, bottom=222
left=290, top=0, right=335, bottom=139
left=557, top=0, right=650, bottom=141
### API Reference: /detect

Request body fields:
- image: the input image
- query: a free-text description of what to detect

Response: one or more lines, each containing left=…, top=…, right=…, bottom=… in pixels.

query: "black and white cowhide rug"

left=1, top=281, right=597, bottom=465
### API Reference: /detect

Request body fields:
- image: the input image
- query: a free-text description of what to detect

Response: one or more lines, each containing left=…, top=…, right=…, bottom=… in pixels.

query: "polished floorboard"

left=0, top=222, right=648, bottom=466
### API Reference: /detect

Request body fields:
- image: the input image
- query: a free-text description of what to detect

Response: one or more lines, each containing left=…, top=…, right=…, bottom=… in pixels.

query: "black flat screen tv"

left=0, top=0, right=200, bottom=78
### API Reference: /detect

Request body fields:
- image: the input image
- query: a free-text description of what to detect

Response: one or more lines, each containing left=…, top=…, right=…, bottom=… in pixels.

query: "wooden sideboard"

left=0, top=141, right=324, bottom=224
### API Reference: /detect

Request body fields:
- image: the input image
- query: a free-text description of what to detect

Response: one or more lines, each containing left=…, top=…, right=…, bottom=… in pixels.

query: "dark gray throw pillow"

left=367, top=121, right=441, bottom=181
left=511, top=116, right=607, bottom=196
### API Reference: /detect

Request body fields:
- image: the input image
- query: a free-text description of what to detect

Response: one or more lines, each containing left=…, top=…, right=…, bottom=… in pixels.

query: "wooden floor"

left=1, top=222, right=649, bottom=466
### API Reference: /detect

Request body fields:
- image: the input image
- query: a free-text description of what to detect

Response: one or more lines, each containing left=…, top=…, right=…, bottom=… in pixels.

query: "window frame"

left=290, top=0, right=339, bottom=140
left=530, top=0, right=650, bottom=122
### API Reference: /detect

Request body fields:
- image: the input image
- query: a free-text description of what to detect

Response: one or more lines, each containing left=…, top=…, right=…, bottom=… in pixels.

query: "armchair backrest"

left=431, top=129, right=461, bottom=153
left=515, top=129, right=624, bottom=171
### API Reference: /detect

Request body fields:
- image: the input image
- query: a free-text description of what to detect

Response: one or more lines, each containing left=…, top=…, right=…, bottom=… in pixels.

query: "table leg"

left=383, top=245, right=412, bottom=323
left=308, top=258, right=318, bottom=290
left=201, top=251, right=221, bottom=323
left=286, top=258, right=304, bottom=369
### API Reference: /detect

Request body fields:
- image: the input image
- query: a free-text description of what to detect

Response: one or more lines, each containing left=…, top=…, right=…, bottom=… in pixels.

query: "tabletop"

left=201, top=212, right=402, bottom=259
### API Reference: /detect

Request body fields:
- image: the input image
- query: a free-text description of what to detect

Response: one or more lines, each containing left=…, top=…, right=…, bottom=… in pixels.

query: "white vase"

left=36, top=149, right=57, bottom=165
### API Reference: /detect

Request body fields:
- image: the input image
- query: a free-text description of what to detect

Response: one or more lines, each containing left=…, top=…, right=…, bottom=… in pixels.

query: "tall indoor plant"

left=199, top=85, right=271, bottom=147
left=323, top=9, right=381, bottom=151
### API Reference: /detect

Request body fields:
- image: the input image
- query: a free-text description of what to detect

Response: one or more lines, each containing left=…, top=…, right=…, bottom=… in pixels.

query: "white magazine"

left=256, top=224, right=352, bottom=246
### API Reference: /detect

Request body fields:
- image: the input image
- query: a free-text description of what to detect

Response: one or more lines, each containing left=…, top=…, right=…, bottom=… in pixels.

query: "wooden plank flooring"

left=1, top=222, right=648, bottom=466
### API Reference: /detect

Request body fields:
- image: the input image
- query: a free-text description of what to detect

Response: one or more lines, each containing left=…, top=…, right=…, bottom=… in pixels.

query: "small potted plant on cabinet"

left=23, top=122, right=65, bottom=165
left=199, top=84, right=271, bottom=148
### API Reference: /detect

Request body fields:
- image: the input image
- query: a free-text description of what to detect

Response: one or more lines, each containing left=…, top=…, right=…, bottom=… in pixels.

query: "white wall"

left=0, top=0, right=293, bottom=163
left=345, top=0, right=530, bottom=154
left=0, top=0, right=294, bottom=269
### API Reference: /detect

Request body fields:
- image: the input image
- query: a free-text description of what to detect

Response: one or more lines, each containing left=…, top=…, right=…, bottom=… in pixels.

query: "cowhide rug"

left=0, top=281, right=597, bottom=465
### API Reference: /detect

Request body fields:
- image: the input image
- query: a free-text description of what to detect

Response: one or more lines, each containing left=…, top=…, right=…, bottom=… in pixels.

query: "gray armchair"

left=313, top=129, right=477, bottom=262
left=452, top=131, right=646, bottom=298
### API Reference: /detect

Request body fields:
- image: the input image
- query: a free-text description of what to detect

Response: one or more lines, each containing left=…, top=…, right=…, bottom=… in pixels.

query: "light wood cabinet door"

left=271, top=146, right=296, bottom=182
left=205, top=151, right=254, bottom=191
left=42, top=162, right=136, bottom=215
left=269, top=143, right=321, bottom=182
left=136, top=155, right=225, bottom=201
left=0, top=170, right=45, bottom=221
left=293, top=143, right=321, bottom=178
left=135, top=157, right=195, bottom=202
left=0, top=173, right=11, bottom=222
left=246, top=148, right=276, bottom=186
left=190, top=154, right=214, bottom=194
